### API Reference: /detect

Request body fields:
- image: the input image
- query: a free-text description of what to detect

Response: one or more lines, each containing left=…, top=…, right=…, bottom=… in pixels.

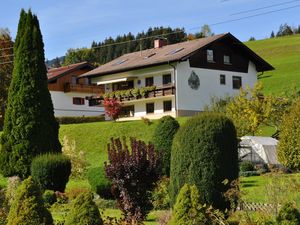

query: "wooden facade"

left=48, top=63, right=104, bottom=94
left=189, top=40, right=249, bottom=73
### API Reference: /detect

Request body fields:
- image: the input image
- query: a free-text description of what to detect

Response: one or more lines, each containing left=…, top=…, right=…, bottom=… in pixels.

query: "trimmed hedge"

left=170, top=113, right=239, bottom=210
left=153, top=116, right=179, bottom=176
left=56, top=115, right=105, bottom=124
left=87, top=167, right=112, bottom=199
left=31, top=153, right=71, bottom=192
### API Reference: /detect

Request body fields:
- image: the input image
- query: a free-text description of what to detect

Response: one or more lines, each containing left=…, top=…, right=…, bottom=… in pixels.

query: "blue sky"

left=1, top=0, right=300, bottom=59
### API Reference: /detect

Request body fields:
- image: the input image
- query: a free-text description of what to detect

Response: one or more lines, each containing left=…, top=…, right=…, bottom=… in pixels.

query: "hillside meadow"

left=246, top=34, right=300, bottom=95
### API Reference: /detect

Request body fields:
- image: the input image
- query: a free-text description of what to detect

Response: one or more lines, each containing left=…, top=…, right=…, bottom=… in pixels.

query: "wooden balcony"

left=86, top=85, right=175, bottom=106
left=120, top=85, right=175, bottom=102
left=64, top=83, right=104, bottom=94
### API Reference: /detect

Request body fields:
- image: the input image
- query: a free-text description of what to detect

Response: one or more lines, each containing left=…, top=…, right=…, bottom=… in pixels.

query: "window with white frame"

left=207, top=49, right=214, bottom=62
left=224, top=55, right=231, bottom=64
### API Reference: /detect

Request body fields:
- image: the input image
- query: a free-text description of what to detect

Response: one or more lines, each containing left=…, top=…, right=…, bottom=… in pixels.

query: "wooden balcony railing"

left=87, top=85, right=175, bottom=106
left=64, top=83, right=104, bottom=94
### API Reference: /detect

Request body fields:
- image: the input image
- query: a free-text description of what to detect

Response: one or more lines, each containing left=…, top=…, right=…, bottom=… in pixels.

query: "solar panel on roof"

left=113, top=59, right=128, bottom=66
left=143, top=53, right=156, bottom=59
left=166, top=47, right=184, bottom=55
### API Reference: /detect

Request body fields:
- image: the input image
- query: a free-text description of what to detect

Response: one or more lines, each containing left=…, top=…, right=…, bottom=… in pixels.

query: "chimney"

left=154, top=38, right=167, bottom=48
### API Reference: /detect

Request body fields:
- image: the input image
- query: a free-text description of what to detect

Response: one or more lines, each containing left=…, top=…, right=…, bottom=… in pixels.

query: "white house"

left=81, top=33, right=274, bottom=119
left=47, top=62, right=105, bottom=117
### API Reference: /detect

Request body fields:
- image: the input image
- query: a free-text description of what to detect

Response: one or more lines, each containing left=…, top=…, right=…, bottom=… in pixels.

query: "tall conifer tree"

left=0, top=9, right=61, bottom=178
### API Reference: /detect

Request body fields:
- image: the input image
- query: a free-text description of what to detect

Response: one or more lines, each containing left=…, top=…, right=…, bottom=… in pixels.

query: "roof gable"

left=47, top=62, right=93, bottom=81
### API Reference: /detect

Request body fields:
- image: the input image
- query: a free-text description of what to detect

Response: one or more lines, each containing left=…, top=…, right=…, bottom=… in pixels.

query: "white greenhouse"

left=239, top=136, right=279, bottom=165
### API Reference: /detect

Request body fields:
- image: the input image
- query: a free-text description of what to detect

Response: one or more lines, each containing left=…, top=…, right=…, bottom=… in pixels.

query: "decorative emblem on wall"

left=188, top=71, right=200, bottom=90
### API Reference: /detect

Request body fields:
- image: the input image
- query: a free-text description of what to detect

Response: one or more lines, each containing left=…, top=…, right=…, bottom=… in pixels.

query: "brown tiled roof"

left=81, top=33, right=274, bottom=78
left=47, top=62, right=92, bottom=81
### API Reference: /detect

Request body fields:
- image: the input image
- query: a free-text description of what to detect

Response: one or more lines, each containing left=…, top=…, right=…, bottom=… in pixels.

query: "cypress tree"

left=0, top=9, right=61, bottom=178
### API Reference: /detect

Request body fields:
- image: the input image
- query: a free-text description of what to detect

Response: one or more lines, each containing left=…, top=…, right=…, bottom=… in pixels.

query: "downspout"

left=168, top=61, right=178, bottom=117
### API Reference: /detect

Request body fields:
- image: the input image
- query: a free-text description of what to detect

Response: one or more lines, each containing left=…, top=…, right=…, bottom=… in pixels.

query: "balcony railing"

left=64, top=83, right=104, bottom=94
left=87, top=85, right=175, bottom=106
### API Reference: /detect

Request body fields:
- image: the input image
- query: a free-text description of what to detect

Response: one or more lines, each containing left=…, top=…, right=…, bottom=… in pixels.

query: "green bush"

left=168, top=184, right=209, bottom=225
left=87, top=167, right=112, bottom=199
left=152, top=176, right=171, bottom=210
left=31, top=153, right=71, bottom=192
left=276, top=202, right=300, bottom=225
left=239, top=161, right=255, bottom=172
left=64, top=191, right=103, bottom=225
left=43, top=190, right=57, bottom=206
left=7, top=177, right=53, bottom=225
left=56, top=115, right=105, bottom=124
left=278, top=99, right=300, bottom=170
left=170, top=113, right=239, bottom=210
left=153, top=116, right=179, bottom=176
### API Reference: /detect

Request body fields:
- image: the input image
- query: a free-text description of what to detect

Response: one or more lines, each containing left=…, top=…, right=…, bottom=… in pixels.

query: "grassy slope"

left=60, top=118, right=189, bottom=190
left=245, top=34, right=300, bottom=95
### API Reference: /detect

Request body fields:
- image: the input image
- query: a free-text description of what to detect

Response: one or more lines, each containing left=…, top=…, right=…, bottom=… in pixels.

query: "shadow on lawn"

left=240, top=180, right=258, bottom=188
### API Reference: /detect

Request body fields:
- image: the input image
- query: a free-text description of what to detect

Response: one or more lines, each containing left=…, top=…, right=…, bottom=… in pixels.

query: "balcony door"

left=112, top=80, right=134, bottom=91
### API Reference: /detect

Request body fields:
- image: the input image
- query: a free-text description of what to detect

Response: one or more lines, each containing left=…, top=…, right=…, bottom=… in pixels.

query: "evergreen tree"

left=270, top=31, right=275, bottom=38
left=0, top=9, right=61, bottom=178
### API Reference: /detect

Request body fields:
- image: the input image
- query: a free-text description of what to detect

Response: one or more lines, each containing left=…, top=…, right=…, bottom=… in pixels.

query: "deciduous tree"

left=0, top=29, right=13, bottom=127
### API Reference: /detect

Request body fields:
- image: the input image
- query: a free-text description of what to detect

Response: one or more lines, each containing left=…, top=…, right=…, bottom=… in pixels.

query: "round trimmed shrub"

left=7, top=177, right=53, bottom=225
left=278, top=99, right=300, bottom=170
left=87, top=167, right=112, bottom=199
left=170, top=113, right=238, bottom=210
left=276, top=202, right=300, bottom=225
left=31, top=153, right=71, bottom=192
left=153, top=116, right=179, bottom=176
left=65, top=191, right=103, bottom=225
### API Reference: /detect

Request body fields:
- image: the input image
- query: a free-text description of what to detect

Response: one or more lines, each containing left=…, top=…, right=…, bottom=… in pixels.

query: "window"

left=224, top=55, right=231, bottom=64
left=232, top=76, right=242, bottom=89
left=207, top=49, right=214, bottom=62
left=121, top=105, right=135, bottom=117
left=73, top=97, right=85, bottom=105
left=163, top=74, right=172, bottom=85
left=220, top=74, right=226, bottom=85
left=145, top=77, right=154, bottom=87
left=163, top=100, right=172, bottom=112
left=71, top=76, right=77, bottom=84
left=146, top=102, right=154, bottom=114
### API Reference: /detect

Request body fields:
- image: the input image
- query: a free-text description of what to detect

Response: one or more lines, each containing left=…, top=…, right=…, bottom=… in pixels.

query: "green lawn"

left=240, top=173, right=300, bottom=207
left=245, top=34, right=300, bottom=95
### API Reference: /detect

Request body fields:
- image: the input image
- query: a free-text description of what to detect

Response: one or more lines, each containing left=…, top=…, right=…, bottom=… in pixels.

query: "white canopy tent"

left=239, top=136, right=280, bottom=165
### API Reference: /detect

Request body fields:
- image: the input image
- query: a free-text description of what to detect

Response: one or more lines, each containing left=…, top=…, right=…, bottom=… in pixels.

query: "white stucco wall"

left=50, top=91, right=104, bottom=117
left=175, top=60, right=258, bottom=112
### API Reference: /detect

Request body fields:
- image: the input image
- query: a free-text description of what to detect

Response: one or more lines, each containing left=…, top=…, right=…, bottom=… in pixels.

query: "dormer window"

left=207, top=49, right=214, bottom=62
left=224, top=55, right=231, bottom=64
